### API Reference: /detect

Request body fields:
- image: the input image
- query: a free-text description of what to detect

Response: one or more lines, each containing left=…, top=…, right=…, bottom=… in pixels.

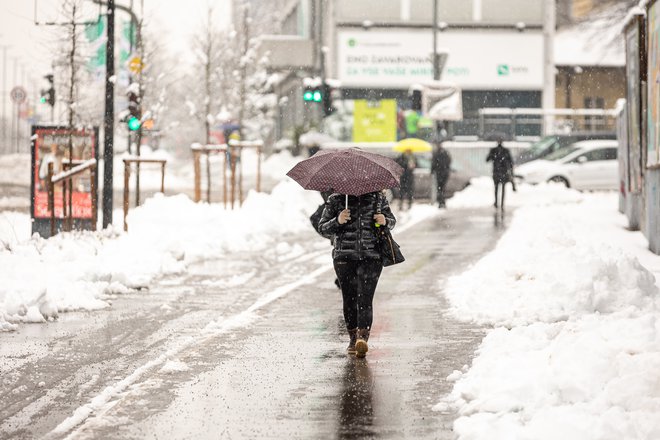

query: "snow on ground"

left=438, top=180, right=660, bottom=439
left=0, top=149, right=431, bottom=332
left=0, top=179, right=320, bottom=331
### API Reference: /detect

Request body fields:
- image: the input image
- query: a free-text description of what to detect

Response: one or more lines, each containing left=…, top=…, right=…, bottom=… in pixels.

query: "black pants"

left=436, top=173, right=449, bottom=206
left=494, top=177, right=514, bottom=208
left=333, top=258, right=383, bottom=330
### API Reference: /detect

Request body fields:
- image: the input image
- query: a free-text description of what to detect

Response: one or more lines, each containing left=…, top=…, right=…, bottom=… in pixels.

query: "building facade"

left=258, top=0, right=553, bottom=143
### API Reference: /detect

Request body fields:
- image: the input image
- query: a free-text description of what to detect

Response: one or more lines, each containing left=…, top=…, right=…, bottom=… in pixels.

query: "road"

left=0, top=207, right=509, bottom=439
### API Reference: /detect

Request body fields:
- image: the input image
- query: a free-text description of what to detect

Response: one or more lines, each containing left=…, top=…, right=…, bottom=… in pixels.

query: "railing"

left=191, top=144, right=227, bottom=204
left=122, top=157, right=167, bottom=232
left=191, top=140, right=263, bottom=209
left=47, top=159, right=98, bottom=236
left=478, top=107, right=619, bottom=140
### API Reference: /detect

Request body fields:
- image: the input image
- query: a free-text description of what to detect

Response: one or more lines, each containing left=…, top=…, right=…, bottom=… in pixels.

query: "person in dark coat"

left=431, top=141, right=452, bottom=208
left=486, top=139, right=515, bottom=209
left=318, top=191, right=396, bottom=358
left=396, top=149, right=417, bottom=210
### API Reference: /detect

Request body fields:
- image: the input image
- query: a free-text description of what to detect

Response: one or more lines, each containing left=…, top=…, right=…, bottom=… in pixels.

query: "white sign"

left=421, top=82, right=463, bottom=121
left=337, top=30, right=544, bottom=90
left=10, top=86, right=27, bottom=104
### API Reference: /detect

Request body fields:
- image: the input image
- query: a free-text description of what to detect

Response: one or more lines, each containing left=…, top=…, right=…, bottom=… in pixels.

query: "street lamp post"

left=433, top=0, right=440, bottom=81
left=102, top=0, right=115, bottom=228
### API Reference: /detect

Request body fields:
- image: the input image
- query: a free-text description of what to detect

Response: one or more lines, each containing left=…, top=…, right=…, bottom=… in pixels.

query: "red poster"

left=31, top=126, right=98, bottom=220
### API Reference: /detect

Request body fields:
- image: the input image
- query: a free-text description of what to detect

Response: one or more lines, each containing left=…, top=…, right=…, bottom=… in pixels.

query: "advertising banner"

left=352, top=99, right=397, bottom=142
left=31, top=126, right=99, bottom=236
left=337, top=30, right=544, bottom=90
left=625, top=19, right=643, bottom=191
left=648, top=0, right=660, bottom=167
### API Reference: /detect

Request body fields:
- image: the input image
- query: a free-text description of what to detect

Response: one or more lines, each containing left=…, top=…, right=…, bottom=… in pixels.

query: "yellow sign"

left=128, top=56, right=144, bottom=74
left=352, top=99, right=397, bottom=142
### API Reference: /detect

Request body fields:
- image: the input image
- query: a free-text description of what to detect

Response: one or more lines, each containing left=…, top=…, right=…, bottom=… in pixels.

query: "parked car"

left=515, top=132, right=616, bottom=165
left=515, top=140, right=618, bottom=190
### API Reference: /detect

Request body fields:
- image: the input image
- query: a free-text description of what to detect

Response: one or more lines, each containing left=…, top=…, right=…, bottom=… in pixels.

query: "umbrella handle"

left=345, top=194, right=348, bottom=210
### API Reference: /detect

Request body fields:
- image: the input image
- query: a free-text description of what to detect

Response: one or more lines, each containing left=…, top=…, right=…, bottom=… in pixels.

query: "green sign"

left=352, top=99, right=397, bottom=142
left=497, top=64, right=510, bottom=76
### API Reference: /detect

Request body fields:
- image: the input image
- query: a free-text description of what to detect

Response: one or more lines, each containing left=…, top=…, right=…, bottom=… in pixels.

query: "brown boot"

left=347, top=328, right=358, bottom=354
left=355, top=328, right=370, bottom=358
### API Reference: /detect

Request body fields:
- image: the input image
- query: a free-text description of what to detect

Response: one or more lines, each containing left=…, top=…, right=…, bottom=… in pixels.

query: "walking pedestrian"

left=431, top=141, right=452, bottom=208
left=486, top=138, right=515, bottom=209
left=396, top=149, right=417, bottom=210
left=318, top=191, right=396, bottom=358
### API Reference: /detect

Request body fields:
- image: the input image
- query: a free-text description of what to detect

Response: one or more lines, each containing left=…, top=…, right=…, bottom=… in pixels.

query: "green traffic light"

left=40, top=96, right=47, bottom=104
left=127, top=116, right=141, bottom=131
left=303, top=91, right=314, bottom=101
left=313, top=90, right=322, bottom=102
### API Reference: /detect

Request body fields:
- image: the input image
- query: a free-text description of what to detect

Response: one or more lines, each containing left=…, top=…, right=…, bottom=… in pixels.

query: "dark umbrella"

left=286, top=148, right=404, bottom=208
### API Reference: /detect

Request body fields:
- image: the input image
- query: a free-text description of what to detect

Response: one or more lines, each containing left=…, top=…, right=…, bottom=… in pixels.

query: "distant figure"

left=396, top=149, right=417, bottom=210
left=431, top=141, right=452, bottom=208
left=486, top=139, right=515, bottom=209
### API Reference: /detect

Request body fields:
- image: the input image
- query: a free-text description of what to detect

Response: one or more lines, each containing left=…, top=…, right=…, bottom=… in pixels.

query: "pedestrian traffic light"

left=40, top=74, right=55, bottom=107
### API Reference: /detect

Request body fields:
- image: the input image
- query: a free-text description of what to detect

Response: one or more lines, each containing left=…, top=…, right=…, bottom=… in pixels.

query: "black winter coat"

left=318, top=192, right=396, bottom=261
left=486, top=145, right=514, bottom=180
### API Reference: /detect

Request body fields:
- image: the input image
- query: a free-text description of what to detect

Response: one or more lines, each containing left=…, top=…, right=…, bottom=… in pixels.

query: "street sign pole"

left=102, top=0, right=115, bottom=228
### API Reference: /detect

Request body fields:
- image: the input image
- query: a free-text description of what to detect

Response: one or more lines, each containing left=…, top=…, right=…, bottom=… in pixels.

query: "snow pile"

left=444, top=199, right=658, bottom=326
left=0, top=180, right=320, bottom=331
left=448, top=177, right=584, bottom=210
left=438, top=190, right=660, bottom=439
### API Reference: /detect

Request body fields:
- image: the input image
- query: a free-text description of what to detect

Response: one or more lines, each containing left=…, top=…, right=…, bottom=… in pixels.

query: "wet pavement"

left=0, top=207, right=509, bottom=439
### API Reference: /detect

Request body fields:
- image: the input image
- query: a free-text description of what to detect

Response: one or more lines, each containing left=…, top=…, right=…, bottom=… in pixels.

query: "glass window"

left=545, top=146, right=580, bottom=161
left=582, top=148, right=617, bottom=162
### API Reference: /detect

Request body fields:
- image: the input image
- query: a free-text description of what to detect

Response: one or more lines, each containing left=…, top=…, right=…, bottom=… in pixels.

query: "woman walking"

left=318, top=191, right=396, bottom=358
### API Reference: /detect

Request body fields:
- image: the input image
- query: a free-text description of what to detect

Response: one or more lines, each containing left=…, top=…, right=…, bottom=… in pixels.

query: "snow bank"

left=0, top=179, right=320, bottom=331
left=448, top=177, right=584, bottom=210
left=438, top=188, right=660, bottom=439
left=445, top=196, right=659, bottom=326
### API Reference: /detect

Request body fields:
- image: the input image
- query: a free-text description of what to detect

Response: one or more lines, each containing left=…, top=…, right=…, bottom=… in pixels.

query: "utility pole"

left=542, top=0, right=556, bottom=136
left=102, top=0, right=115, bottom=228
left=1, top=45, right=7, bottom=153
left=433, top=0, right=440, bottom=80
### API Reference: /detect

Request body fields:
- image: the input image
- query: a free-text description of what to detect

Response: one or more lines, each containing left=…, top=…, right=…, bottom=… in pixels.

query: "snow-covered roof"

left=554, top=3, right=628, bottom=67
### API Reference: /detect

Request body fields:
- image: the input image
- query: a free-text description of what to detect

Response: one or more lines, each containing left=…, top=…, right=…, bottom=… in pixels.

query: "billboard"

left=337, top=30, right=544, bottom=90
left=648, top=0, right=660, bottom=167
left=625, top=18, right=643, bottom=191
left=352, top=99, right=397, bottom=142
left=30, top=126, right=99, bottom=236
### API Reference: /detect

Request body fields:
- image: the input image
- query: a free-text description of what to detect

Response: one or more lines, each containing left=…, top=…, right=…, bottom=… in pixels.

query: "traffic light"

left=321, top=82, right=335, bottom=117
left=303, top=85, right=322, bottom=103
left=410, top=89, right=422, bottom=111
left=40, top=74, right=55, bottom=107
left=127, top=89, right=141, bottom=131
left=303, top=82, right=334, bottom=117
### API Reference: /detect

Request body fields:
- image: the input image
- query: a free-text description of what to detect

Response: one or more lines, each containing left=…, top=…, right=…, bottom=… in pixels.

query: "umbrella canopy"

left=393, top=138, right=433, bottom=153
left=286, top=148, right=403, bottom=196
